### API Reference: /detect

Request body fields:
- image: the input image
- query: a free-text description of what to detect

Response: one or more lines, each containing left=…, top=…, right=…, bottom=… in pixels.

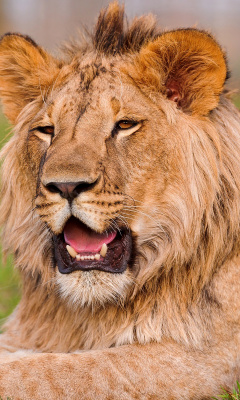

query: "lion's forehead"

left=47, top=61, right=151, bottom=126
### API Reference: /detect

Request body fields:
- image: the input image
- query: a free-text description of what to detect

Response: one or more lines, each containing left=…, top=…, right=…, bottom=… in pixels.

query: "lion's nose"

left=44, top=179, right=98, bottom=201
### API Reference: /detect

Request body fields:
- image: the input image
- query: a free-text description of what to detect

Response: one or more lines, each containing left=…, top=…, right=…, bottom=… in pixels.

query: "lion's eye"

left=37, top=126, right=54, bottom=135
left=29, top=125, right=55, bottom=145
left=112, top=120, right=141, bottom=137
left=117, top=121, right=137, bottom=130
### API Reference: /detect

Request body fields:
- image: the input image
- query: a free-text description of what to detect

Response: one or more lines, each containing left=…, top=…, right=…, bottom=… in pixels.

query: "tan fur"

left=0, top=3, right=240, bottom=399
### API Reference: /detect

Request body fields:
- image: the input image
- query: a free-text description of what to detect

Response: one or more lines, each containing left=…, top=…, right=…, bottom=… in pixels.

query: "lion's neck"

left=5, top=254, right=240, bottom=353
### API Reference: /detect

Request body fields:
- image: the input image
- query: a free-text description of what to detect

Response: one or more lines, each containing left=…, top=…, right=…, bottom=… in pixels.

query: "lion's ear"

left=138, top=29, right=228, bottom=115
left=0, top=33, right=61, bottom=124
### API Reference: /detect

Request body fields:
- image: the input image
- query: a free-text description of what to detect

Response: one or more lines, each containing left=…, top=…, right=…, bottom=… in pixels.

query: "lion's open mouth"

left=53, top=217, right=132, bottom=274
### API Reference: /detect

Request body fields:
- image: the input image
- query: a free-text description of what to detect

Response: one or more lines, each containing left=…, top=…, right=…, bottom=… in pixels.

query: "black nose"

left=45, top=180, right=98, bottom=201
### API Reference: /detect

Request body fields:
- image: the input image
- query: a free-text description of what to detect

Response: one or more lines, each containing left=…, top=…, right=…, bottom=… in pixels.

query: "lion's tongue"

left=64, top=218, right=116, bottom=253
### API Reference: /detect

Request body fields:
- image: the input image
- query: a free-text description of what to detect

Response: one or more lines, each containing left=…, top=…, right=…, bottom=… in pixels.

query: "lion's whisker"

left=115, top=215, right=130, bottom=232
left=123, top=194, right=147, bottom=206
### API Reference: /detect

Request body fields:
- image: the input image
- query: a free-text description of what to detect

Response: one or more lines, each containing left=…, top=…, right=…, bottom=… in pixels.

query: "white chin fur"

left=55, top=269, right=134, bottom=308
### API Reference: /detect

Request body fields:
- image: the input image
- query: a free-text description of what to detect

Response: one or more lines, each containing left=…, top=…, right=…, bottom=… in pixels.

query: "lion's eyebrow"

left=111, top=97, right=121, bottom=115
left=46, top=102, right=54, bottom=118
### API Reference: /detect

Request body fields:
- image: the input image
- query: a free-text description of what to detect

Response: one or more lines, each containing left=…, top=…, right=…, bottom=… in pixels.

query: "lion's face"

left=16, top=61, right=176, bottom=305
left=0, top=6, right=228, bottom=307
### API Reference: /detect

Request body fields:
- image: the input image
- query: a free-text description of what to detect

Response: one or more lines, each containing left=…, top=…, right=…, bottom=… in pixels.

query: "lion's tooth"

left=75, top=253, right=102, bottom=261
left=100, top=243, right=107, bottom=257
left=66, top=245, right=77, bottom=258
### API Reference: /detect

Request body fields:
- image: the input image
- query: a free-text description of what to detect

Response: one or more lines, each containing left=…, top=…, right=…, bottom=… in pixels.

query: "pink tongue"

left=64, top=218, right=117, bottom=253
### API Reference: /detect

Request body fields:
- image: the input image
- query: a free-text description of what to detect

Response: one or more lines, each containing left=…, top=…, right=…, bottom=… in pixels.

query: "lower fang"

left=95, top=254, right=100, bottom=260
left=100, top=243, right=107, bottom=257
left=66, top=245, right=77, bottom=258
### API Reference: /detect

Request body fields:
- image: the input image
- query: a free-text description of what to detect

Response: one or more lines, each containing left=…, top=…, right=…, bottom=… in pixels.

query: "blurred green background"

left=0, top=113, right=20, bottom=329
left=0, top=0, right=239, bottom=328
left=0, top=252, right=20, bottom=326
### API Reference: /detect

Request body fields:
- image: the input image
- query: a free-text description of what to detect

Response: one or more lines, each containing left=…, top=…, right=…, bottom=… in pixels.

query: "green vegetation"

left=233, top=94, right=240, bottom=109
left=0, top=113, right=20, bottom=330
left=0, top=252, right=20, bottom=326
left=0, top=397, right=13, bottom=400
left=213, top=382, right=240, bottom=399
left=0, top=113, right=11, bottom=147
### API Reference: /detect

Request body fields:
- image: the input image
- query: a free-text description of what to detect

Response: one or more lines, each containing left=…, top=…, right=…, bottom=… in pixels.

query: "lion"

left=0, top=2, right=240, bottom=399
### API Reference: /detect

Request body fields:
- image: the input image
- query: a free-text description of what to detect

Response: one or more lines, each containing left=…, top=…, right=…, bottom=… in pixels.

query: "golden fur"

left=0, top=3, right=240, bottom=399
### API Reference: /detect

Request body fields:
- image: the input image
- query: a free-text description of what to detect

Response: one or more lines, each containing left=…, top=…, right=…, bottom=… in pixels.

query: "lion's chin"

left=53, top=217, right=133, bottom=275
left=55, top=268, right=134, bottom=308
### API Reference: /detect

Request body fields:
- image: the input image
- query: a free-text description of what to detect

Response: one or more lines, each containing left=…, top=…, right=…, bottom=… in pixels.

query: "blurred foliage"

left=0, top=253, right=20, bottom=325
left=234, top=94, right=240, bottom=109
left=0, top=113, right=21, bottom=330
left=213, top=381, right=240, bottom=399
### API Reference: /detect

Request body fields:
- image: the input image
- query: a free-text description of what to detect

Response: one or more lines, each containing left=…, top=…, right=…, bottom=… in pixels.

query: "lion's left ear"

left=137, top=29, right=228, bottom=115
left=0, top=33, right=61, bottom=124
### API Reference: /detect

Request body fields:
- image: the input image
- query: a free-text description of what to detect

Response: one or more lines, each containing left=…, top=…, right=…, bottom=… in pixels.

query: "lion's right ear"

left=0, top=33, right=61, bottom=124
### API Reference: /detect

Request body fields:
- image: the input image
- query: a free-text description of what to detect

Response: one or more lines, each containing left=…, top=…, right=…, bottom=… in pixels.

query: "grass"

left=0, top=113, right=21, bottom=331
left=0, top=253, right=20, bottom=328
left=233, top=93, right=240, bottom=109
left=0, top=397, right=13, bottom=400
left=213, top=382, right=240, bottom=399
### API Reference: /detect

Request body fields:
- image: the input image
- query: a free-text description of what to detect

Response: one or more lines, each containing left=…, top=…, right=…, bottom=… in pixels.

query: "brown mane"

left=62, top=2, right=161, bottom=58
left=92, top=2, right=160, bottom=54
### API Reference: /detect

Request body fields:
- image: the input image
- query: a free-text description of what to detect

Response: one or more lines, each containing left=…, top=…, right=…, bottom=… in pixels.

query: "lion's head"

left=1, top=3, right=240, bottom=350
